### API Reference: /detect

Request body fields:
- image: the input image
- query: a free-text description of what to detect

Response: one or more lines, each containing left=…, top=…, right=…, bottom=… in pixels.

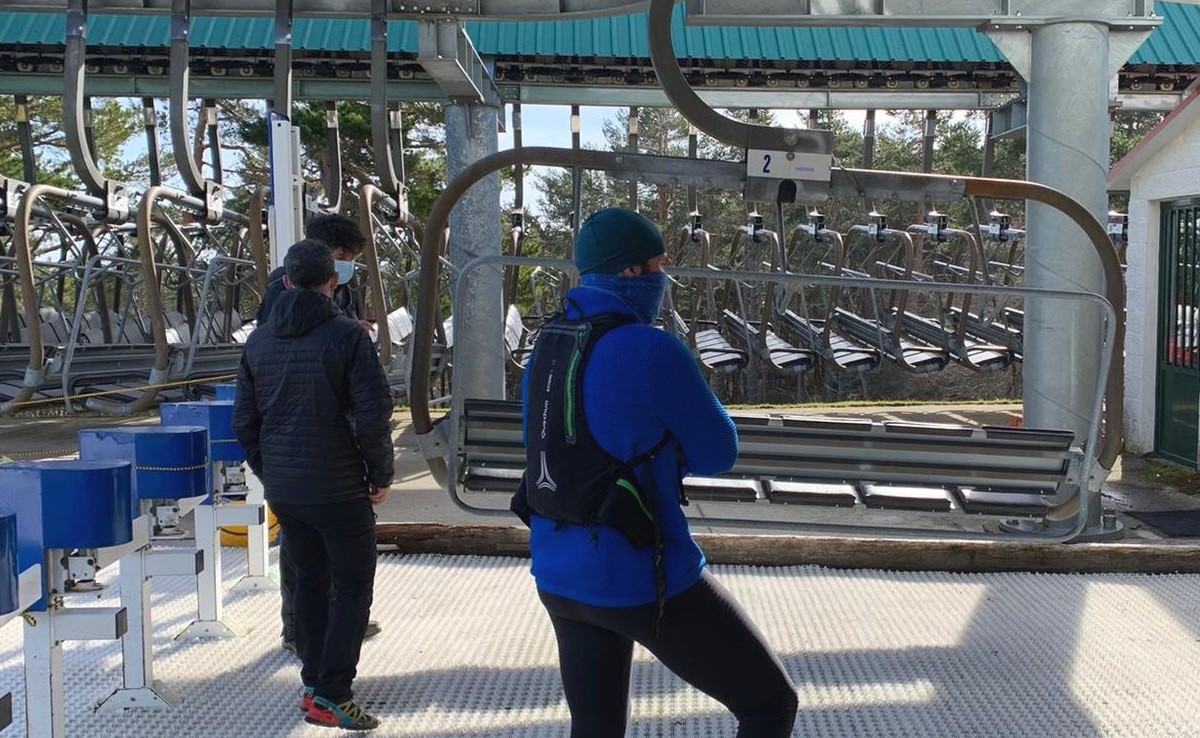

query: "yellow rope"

left=4, top=374, right=237, bottom=411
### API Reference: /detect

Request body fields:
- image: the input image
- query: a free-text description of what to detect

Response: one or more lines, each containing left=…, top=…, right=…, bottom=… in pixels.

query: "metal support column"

left=628, top=106, right=639, bottom=210
left=143, top=97, right=161, bottom=186
left=98, top=522, right=182, bottom=710
left=23, top=608, right=66, bottom=738
left=445, top=100, right=503, bottom=403
left=268, top=0, right=299, bottom=267
left=687, top=124, right=699, bottom=215
left=14, top=95, right=35, bottom=183
left=1024, top=23, right=1111, bottom=453
left=921, top=109, right=937, bottom=213
left=863, top=109, right=876, bottom=169
left=981, top=112, right=996, bottom=216
left=570, top=105, right=582, bottom=244
left=232, top=469, right=273, bottom=589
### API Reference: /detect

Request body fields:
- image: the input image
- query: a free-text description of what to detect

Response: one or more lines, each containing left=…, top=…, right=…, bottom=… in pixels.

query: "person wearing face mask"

left=257, top=213, right=371, bottom=333
left=511, top=208, right=797, bottom=738
left=253, top=214, right=384, bottom=654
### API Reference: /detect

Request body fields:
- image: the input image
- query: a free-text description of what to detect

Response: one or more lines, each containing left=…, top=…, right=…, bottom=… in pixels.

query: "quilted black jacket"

left=233, top=288, right=394, bottom=505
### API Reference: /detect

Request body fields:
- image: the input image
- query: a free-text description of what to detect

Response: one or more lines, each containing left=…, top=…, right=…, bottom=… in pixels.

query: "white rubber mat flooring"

left=3, top=548, right=1200, bottom=737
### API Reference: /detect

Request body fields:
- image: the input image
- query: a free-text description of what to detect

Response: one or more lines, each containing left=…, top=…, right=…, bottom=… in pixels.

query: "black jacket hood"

left=269, top=288, right=342, bottom=337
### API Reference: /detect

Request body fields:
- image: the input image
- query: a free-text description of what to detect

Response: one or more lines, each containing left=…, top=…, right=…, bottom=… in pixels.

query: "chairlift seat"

left=780, top=310, right=879, bottom=372
left=898, top=312, right=1011, bottom=372
left=833, top=308, right=948, bottom=373
left=949, top=307, right=1024, bottom=361
left=721, top=309, right=814, bottom=373
left=694, top=329, right=748, bottom=372
left=456, top=399, right=1080, bottom=527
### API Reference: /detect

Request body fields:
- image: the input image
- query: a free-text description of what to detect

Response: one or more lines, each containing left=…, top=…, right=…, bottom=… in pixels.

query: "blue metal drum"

left=79, top=427, right=209, bottom=501
left=0, top=511, right=19, bottom=615
left=0, top=460, right=133, bottom=611
left=214, top=384, right=237, bottom=401
left=161, top=401, right=245, bottom=463
left=0, top=460, right=134, bottom=557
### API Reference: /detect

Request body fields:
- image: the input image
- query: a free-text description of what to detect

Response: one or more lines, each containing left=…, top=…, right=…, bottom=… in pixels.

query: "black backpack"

left=510, top=311, right=669, bottom=549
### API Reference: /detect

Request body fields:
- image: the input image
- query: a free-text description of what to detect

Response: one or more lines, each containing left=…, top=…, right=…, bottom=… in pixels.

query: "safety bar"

left=409, top=148, right=1124, bottom=472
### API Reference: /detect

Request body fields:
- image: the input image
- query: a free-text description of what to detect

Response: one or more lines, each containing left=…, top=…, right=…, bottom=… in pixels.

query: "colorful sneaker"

left=300, top=686, right=315, bottom=713
left=305, top=695, right=380, bottom=731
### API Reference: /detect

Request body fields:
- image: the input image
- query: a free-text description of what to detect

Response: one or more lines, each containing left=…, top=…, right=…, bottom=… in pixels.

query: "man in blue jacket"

left=516, top=208, right=797, bottom=737
left=234, top=239, right=393, bottom=730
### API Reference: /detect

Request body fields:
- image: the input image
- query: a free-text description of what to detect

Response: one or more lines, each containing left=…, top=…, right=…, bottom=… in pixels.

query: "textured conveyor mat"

left=2, top=548, right=1200, bottom=737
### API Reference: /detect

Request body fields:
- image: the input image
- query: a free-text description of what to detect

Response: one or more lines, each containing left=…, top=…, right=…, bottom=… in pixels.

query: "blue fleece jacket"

left=521, top=286, right=739, bottom=607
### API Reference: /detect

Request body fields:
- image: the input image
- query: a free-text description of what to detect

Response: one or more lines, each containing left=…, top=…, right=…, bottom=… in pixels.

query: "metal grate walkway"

left=3, top=549, right=1200, bottom=737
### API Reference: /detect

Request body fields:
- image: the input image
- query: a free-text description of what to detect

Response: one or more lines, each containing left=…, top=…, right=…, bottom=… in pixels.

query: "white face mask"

left=334, top=260, right=356, bottom=286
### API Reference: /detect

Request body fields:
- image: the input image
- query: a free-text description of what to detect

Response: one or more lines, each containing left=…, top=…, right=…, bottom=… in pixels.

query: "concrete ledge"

left=376, top=523, right=1200, bottom=574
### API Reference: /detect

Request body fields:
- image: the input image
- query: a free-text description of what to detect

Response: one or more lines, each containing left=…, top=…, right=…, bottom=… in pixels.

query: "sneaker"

left=365, top=621, right=382, bottom=640
left=305, top=695, right=380, bottom=731
left=300, top=686, right=315, bottom=712
left=282, top=639, right=297, bottom=654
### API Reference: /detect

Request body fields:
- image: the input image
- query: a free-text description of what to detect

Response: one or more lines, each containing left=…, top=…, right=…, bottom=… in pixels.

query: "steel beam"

left=0, top=0, right=1192, bottom=22
left=0, top=0, right=648, bottom=17
left=0, top=73, right=1028, bottom=108
left=418, top=19, right=492, bottom=103
left=683, top=0, right=1164, bottom=28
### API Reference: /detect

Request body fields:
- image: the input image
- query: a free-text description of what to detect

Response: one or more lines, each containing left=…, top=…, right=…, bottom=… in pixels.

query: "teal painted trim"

left=0, top=3, right=1196, bottom=65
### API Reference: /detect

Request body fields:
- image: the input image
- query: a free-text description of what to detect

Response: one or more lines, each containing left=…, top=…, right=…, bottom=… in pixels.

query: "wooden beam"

left=376, top=522, right=1200, bottom=574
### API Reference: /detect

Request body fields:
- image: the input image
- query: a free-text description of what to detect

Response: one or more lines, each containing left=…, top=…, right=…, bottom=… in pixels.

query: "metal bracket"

left=64, top=551, right=102, bottom=592
left=0, top=178, right=26, bottom=220
left=415, top=417, right=451, bottom=463
left=418, top=19, right=496, bottom=104
left=204, top=180, right=224, bottom=223
left=395, top=0, right=480, bottom=14
left=152, top=503, right=185, bottom=538
left=105, top=180, right=129, bottom=222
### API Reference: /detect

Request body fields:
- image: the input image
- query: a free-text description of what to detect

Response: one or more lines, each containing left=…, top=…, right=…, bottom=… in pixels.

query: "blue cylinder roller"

left=214, top=384, right=237, bottom=401
left=0, top=460, right=134, bottom=556
left=0, top=511, right=19, bottom=615
left=161, top=401, right=245, bottom=463
left=79, top=426, right=209, bottom=501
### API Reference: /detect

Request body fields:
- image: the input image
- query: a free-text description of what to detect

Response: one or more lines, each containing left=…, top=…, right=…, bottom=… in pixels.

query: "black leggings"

left=539, top=571, right=798, bottom=738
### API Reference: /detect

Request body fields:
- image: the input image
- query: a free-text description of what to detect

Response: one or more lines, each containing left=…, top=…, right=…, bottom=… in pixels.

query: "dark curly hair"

left=284, top=239, right=336, bottom=290
left=305, top=213, right=366, bottom=256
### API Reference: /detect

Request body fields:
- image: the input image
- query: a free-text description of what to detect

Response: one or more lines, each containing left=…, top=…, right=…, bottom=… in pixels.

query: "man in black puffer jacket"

left=233, top=239, right=393, bottom=731
left=256, top=214, right=384, bottom=654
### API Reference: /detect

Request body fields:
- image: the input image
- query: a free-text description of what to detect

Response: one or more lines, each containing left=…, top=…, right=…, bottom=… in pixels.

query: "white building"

left=1109, top=88, right=1200, bottom=469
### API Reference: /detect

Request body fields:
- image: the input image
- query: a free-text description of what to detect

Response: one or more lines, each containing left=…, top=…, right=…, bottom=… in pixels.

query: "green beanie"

left=573, top=208, right=666, bottom=275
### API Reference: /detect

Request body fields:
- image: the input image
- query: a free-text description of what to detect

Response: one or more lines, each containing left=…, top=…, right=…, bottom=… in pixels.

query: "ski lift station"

left=0, top=0, right=1198, bottom=735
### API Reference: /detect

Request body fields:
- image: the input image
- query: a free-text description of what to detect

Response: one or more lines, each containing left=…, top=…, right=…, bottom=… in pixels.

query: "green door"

left=1156, top=200, right=1200, bottom=467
